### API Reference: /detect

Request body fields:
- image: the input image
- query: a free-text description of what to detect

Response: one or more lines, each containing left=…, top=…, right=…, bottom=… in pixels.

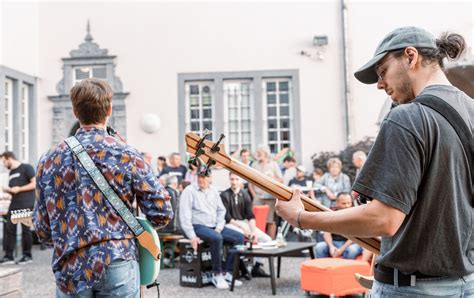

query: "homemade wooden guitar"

left=184, top=131, right=381, bottom=255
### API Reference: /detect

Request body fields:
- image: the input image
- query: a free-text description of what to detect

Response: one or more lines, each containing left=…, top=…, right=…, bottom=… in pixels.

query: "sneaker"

left=211, top=273, right=229, bottom=290
left=239, top=260, right=251, bottom=280
left=252, top=263, right=271, bottom=278
left=224, top=272, right=242, bottom=287
left=16, top=255, right=33, bottom=265
left=0, top=256, right=15, bottom=265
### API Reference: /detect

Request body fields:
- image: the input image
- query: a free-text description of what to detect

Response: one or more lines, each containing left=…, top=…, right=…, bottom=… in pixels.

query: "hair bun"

left=436, top=32, right=466, bottom=60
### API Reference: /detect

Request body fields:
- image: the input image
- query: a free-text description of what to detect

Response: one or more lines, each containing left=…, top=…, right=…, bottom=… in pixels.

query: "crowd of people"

left=0, top=109, right=371, bottom=292
left=0, top=144, right=370, bottom=291
left=139, top=145, right=371, bottom=289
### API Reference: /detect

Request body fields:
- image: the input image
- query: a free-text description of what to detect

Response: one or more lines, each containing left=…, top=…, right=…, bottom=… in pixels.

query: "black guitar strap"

left=414, top=94, right=473, bottom=204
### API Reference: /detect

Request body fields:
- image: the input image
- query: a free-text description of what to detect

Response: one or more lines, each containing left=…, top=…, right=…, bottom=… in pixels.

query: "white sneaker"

left=224, top=272, right=242, bottom=287
left=212, top=273, right=230, bottom=290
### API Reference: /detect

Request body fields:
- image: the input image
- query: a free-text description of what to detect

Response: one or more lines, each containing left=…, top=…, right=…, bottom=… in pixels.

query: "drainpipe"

left=340, top=0, right=352, bottom=145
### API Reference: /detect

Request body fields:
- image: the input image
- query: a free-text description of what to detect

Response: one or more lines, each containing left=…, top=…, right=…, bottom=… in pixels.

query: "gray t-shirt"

left=353, top=84, right=473, bottom=277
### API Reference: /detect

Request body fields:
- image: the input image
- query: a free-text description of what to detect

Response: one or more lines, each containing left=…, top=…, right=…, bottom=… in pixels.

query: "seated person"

left=161, top=175, right=181, bottom=234
left=282, top=156, right=297, bottom=186
left=179, top=167, right=245, bottom=290
left=288, top=165, right=314, bottom=197
left=311, top=167, right=324, bottom=202
left=220, top=172, right=271, bottom=278
left=315, top=192, right=362, bottom=259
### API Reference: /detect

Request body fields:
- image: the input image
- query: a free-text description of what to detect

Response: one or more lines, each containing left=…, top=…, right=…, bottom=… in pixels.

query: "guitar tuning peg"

left=211, top=134, right=225, bottom=153
left=188, top=157, right=201, bottom=168
left=202, top=129, right=213, bottom=139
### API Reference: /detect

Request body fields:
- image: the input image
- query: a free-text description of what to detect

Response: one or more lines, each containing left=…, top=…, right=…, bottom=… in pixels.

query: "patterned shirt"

left=33, top=127, right=173, bottom=294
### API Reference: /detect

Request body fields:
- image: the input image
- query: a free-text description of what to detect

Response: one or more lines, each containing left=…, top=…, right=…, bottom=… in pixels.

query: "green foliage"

left=311, top=137, right=375, bottom=182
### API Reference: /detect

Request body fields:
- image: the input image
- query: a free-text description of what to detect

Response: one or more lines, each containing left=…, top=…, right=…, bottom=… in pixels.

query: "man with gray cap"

left=179, top=166, right=245, bottom=289
left=275, top=26, right=473, bottom=296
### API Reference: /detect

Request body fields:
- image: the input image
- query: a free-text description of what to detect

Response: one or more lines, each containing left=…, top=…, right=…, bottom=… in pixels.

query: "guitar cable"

left=146, top=280, right=160, bottom=298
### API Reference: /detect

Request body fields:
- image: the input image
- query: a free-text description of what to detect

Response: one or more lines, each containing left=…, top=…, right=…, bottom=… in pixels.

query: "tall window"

left=4, top=79, right=13, bottom=151
left=73, top=66, right=107, bottom=84
left=186, top=81, right=214, bottom=139
left=20, top=84, right=29, bottom=161
left=179, top=70, right=300, bottom=160
left=224, top=80, right=253, bottom=153
left=264, top=79, right=292, bottom=154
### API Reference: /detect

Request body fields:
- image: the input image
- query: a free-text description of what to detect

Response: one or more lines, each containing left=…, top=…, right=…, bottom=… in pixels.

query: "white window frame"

left=178, top=70, right=301, bottom=164
left=185, top=81, right=215, bottom=139
left=4, top=78, right=13, bottom=152
left=73, top=65, right=107, bottom=85
left=223, top=80, right=254, bottom=153
left=262, top=78, right=293, bottom=154
left=20, top=83, right=29, bottom=162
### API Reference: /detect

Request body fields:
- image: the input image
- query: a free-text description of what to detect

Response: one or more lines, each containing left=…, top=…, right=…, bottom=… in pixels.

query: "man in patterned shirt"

left=33, top=78, right=173, bottom=297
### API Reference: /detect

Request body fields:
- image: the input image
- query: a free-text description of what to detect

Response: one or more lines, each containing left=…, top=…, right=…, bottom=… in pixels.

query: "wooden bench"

left=158, top=233, right=184, bottom=269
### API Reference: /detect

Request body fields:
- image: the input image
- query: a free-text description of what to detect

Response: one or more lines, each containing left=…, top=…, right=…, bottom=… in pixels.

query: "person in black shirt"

left=156, top=156, right=167, bottom=177
left=220, top=172, right=271, bottom=278
left=159, top=153, right=187, bottom=182
left=314, top=192, right=362, bottom=259
left=0, top=151, right=35, bottom=265
left=161, top=175, right=181, bottom=234
left=288, top=165, right=314, bottom=197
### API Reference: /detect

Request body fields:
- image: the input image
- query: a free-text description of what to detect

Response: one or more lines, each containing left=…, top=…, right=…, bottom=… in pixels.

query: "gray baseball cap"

left=354, top=26, right=437, bottom=84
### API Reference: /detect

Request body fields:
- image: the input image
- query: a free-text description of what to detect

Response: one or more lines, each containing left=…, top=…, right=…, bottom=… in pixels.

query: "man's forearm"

left=340, top=240, right=353, bottom=251
left=216, top=221, right=225, bottom=232
left=323, top=232, right=333, bottom=246
left=299, top=200, right=405, bottom=237
left=181, top=219, right=196, bottom=239
left=19, top=181, right=36, bottom=193
left=229, top=219, right=242, bottom=228
left=249, top=219, right=257, bottom=232
left=248, top=184, right=257, bottom=198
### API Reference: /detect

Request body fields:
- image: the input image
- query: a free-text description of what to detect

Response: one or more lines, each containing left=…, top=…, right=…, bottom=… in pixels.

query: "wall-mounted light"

left=300, top=35, right=328, bottom=61
left=140, top=113, right=161, bottom=134
left=313, top=35, right=328, bottom=47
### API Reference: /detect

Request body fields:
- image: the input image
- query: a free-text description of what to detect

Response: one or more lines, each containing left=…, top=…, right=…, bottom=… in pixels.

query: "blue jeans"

left=371, top=273, right=474, bottom=297
left=56, top=259, right=140, bottom=298
left=315, top=240, right=362, bottom=259
left=193, top=224, right=244, bottom=274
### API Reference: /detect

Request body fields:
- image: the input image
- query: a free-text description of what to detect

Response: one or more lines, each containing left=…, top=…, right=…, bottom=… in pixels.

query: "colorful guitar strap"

left=64, top=136, right=145, bottom=237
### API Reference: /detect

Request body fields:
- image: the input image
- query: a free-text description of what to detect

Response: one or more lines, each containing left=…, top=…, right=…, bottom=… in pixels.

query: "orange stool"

left=252, top=205, right=269, bottom=233
left=300, top=258, right=370, bottom=296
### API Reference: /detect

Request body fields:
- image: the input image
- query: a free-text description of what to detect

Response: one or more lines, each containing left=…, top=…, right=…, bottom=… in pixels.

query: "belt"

left=374, top=264, right=443, bottom=287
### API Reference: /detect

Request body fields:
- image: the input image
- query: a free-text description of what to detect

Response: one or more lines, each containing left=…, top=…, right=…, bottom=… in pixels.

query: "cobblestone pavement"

left=3, top=245, right=315, bottom=297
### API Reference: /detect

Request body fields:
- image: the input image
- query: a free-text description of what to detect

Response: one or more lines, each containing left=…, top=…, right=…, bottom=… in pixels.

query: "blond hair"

left=326, top=157, right=342, bottom=170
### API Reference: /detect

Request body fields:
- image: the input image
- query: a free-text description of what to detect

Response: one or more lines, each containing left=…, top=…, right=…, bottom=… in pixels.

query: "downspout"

left=340, top=0, right=352, bottom=145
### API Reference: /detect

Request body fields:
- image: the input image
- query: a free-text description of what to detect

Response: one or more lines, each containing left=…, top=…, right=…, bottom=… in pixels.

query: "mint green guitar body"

left=136, top=217, right=161, bottom=285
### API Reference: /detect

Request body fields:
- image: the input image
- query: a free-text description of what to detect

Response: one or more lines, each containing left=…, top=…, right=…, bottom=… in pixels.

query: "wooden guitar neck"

left=185, top=132, right=380, bottom=255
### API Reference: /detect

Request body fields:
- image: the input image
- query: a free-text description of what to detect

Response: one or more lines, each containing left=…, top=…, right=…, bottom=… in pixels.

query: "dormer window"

left=49, top=21, right=128, bottom=144
left=73, top=66, right=106, bottom=84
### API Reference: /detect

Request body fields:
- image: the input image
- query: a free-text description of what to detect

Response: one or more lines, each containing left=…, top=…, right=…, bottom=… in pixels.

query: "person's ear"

left=404, top=47, right=418, bottom=68
left=107, top=105, right=113, bottom=117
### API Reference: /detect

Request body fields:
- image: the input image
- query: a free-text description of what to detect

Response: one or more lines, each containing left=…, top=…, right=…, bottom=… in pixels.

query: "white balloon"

left=140, top=113, right=161, bottom=134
